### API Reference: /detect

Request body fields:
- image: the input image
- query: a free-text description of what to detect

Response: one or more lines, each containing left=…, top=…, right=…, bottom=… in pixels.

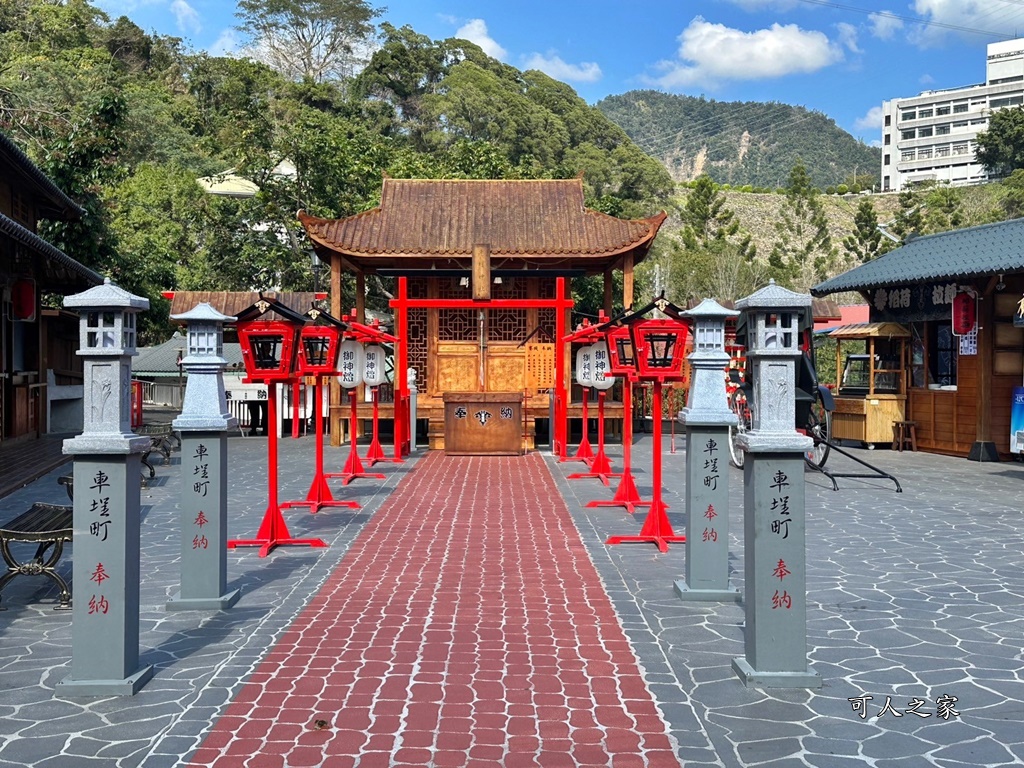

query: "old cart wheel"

left=806, top=403, right=832, bottom=468
left=728, top=389, right=751, bottom=469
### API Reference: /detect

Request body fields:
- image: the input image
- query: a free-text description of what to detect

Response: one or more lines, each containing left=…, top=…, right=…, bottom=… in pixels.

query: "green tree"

left=891, top=189, right=924, bottom=240
left=1000, top=168, right=1024, bottom=218
left=679, top=174, right=753, bottom=258
left=842, top=198, right=891, bottom=263
left=236, top=0, right=382, bottom=84
left=767, top=161, right=836, bottom=290
left=976, top=105, right=1024, bottom=177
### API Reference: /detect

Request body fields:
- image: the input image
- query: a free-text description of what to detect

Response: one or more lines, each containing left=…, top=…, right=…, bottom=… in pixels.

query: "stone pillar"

left=675, top=299, right=741, bottom=603
left=57, top=278, right=153, bottom=697
left=731, top=280, right=821, bottom=689
left=167, top=303, right=240, bottom=611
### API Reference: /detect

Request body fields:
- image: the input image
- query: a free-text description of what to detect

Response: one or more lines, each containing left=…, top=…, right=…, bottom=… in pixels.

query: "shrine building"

left=299, top=177, right=666, bottom=450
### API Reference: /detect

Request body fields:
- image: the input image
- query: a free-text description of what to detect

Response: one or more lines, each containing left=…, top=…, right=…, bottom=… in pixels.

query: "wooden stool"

left=892, top=420, right=917, bottom=452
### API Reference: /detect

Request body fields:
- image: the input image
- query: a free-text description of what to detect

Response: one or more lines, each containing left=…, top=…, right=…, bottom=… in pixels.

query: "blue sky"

left=92, top=0, right=1024, bottom=146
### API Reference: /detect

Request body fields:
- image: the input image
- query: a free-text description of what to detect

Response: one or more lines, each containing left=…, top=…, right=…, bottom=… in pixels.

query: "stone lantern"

left=172, top=303, right=236, bottom=431
left=731, top=280, right=820, bottom=689
left=58, top=278, right=153, bottom=697
left=675, top=298, right=741, bottom=603
left=167, top=303, right=240, bottom=611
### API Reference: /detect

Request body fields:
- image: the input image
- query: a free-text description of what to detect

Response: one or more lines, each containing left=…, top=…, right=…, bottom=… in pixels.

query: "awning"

left=827, top=322, right=911, bottom=338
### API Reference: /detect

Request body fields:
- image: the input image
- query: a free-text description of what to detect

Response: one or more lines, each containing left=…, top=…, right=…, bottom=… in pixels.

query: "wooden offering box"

left=443, top=392, right=523, bottom=455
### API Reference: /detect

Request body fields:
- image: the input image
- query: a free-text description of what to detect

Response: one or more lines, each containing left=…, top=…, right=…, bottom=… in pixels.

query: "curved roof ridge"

left=0, top=131, right=84, bottom=220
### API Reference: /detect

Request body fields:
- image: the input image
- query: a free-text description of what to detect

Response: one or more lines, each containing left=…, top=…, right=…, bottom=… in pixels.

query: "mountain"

left=597, top=90, right=881, bottom=191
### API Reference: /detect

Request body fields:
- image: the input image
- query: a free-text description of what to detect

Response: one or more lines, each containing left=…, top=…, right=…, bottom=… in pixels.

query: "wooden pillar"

left=603, top=270, right=614, bottom=316
left=970, top=282, right=998, bottom=461
left=623, top=253, right=634, bottom=309
left=329, top=256, right=344, bottom=446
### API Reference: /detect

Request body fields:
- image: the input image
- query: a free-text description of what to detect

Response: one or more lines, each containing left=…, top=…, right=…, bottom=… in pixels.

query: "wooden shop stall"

left=299, top=177, right=666, bottom=453
left=813, top=217, right=1024, bottom=461
left=827, top=322, right=910, bottom=447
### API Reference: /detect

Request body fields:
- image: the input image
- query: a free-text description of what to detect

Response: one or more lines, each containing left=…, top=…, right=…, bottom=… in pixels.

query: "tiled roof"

left=168, top=291, right=325, bottom=319
left=299, top=178, right=666, bottom=265
left=812, top=217, right=1024, bottom=296
left=0, top=131, right=84, bottom=220
left=0, top=211, right=103, bottom=290
left=134, top=332, right=244, bottom=376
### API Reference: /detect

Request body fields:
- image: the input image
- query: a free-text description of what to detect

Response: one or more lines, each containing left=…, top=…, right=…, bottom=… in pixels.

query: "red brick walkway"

left=188, top=453, right=681, bottom=768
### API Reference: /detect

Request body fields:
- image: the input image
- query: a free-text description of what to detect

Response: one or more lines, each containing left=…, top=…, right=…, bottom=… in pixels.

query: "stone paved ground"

left=554, top=434, right=1024, bottom=768
left=0, top=429, right=1022, bottom=768
left=186, top=452, right=683, bottom=768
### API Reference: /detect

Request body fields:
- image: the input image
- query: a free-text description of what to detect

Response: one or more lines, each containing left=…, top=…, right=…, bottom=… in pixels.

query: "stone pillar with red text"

left=675, top=299, right=741, bottom=603
left=731, top=281, right=822, bottom=689
left=56, top=279, right=154, bottom=697
left=167, top=303, right=240, bottom=611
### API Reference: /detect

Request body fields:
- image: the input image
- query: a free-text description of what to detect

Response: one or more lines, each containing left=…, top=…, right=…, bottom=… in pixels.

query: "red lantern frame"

left=237, top=320, right=302, bottom=383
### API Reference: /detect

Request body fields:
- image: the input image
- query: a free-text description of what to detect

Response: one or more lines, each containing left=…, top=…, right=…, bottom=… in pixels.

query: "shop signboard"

left=1011, top=387, right=1024, bottom=454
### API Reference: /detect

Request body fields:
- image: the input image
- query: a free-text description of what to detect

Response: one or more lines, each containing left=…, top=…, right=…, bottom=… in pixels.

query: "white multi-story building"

left=881, top=38, right=1024, bottom=192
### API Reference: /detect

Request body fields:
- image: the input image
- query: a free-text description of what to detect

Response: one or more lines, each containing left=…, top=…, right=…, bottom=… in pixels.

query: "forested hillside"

left=2, top=0, right=1020, bottom=340
left=0, top=4, right=671, bottom=339
left=598, top=90, right=881, bottom=191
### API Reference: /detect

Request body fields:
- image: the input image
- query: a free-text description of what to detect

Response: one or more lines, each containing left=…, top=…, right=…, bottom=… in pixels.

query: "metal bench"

left=0, top=502, right=73, bottom=610
left=137, top=422, right=180, bottom=477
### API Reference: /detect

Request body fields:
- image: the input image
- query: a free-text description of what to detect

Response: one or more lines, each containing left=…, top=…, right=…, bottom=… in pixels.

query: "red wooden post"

left=555, top=277, right=568, bottom=460
left=365, top=386, right=387, bottom=465
left=606, top=380, right=685, bottom=553
left=568, top=388, right=618, bottom=485
left=588, top=377, right=649, bottom=513
left=394, top=276, right=409, bottom=461
left=282, top=376, right=359, bottom=513
left=229, top=382, right=328, bottom=556
left=328, top=388, right=385, bottom=485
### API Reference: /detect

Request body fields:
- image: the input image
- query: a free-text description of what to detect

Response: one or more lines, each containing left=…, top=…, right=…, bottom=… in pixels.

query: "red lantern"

left=237, top=320, right=301, bottom=382
left=606, top=326, right=637, bottom=376
left=952, top=291, right=976, bottom=336
left=630, top=319, right=689, bottom=380
left=297, top=326, right=341, bottom=375
left=11, top=278, right=35, bottom=321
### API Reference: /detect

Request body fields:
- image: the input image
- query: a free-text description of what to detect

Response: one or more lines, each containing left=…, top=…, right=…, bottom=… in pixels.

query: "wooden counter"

left=443, top=392, right=523, bottom=455
left=831, top=394, right=906, bottom=445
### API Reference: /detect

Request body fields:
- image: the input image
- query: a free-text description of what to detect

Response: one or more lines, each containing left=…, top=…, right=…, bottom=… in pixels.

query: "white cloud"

left=208, top=28, right=241, bottom=56
left=454, top=19, right=507, bottom=61
left=868, top=11, right=904, bottom=40
left=522, top=52, right=602, bottom=83
left=170, top=0, right=201, bottom=34
left=649, top=17, right=843, bottom=89
left=836, top=22, right=861, bottom=54
left=855, top=105, right=884, bottom=131
left=920, top=73, right=936, bottom=85
left=911, top=0, right=1024, bottom=45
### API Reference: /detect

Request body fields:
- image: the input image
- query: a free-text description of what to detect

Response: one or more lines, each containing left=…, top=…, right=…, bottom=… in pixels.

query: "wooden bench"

left=0, top=502, right=73, bottom=610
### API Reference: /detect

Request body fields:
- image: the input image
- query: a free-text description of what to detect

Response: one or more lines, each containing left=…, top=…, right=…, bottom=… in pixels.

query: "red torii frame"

left=390, top=276, right=573, bottom=457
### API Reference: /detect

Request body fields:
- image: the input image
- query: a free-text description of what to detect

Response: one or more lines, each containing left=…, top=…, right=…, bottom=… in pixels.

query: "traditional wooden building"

left=813, top=217, right=1024, bottom=460
left=299, top=177, right=666, bottom=449
left=1, top=132, right=103, bottom=443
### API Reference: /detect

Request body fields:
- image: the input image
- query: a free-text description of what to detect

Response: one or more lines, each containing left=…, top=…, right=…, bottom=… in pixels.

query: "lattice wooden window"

left=439, top=278, right=471, bottom=299
left=538, top=309, right=557, bottom=341
left=493, top=277, right=527, bottom=300
left=408, top=278, right=429, bottom=299
left=438, top=309, right=477, bottom=341
left=488, top=309, right=527, bottom=342
left=407, top=308, right=427, bottom=390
